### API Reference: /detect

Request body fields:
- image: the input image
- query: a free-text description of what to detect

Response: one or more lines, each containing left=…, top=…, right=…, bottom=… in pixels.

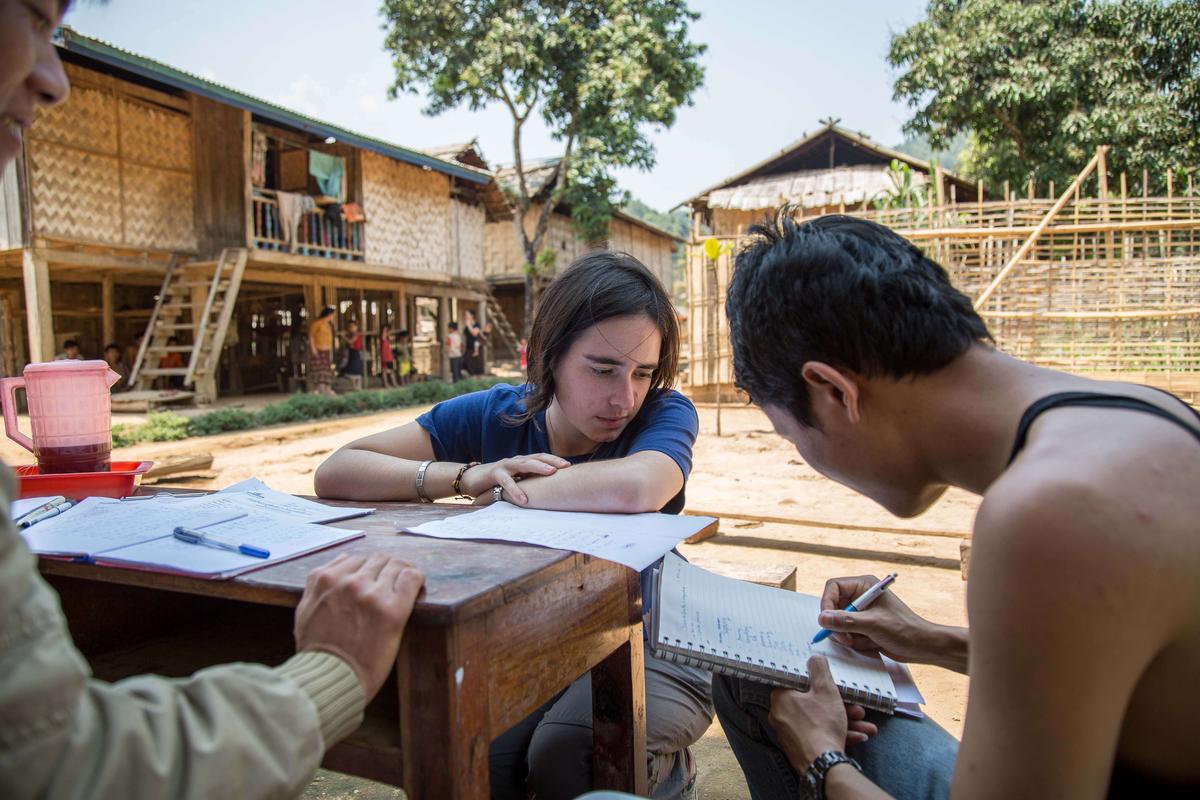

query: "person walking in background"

left=308, top=307, right=337, bottom=397
left=396, top=328, right=413, bottom=385
left=445, top=322, right=464, bottom=383
left=379, top=324, right=398, bottom=388
left=463, top=308, right=483, bottom=376
left=340, top=320, right=364, bottom=391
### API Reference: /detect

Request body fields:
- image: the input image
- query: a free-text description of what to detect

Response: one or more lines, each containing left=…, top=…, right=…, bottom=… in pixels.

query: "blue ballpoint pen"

left=811, top=573, right=897, bottom=644
left=173, top=526, right=271, bottom=559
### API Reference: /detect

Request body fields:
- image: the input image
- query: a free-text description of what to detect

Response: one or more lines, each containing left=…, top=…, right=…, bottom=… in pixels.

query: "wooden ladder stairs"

left=478, top=281, right=522, bottom=359
left=130, top=247, right=249, bottom=402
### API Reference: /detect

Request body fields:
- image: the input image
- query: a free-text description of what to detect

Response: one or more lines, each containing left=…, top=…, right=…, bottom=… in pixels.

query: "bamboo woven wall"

left=25, top=65, right=197, bottom=252
left=484, top=206, right=677, bottom=289
left=484, top=205, right=585, bottom=277
left=361, top=151, right=451, bottom=273
left=449, top=199, right=486, bottom=280
left=685, top=183, right=1200, bottom=400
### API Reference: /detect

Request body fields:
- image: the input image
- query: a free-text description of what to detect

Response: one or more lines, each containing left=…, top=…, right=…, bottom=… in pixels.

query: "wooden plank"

left=684, top=508, right=969, bottom=540
left=685, top=556, right=797, bottom=590
left=143, top=452, right=214, bottom=480
left=22, top=248, right=54, bottom=361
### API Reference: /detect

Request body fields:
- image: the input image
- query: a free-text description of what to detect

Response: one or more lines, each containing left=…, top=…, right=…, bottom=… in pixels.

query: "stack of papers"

left=20, top=478, right=373, bottom=579
left=402, top=501, right=715, bottom=571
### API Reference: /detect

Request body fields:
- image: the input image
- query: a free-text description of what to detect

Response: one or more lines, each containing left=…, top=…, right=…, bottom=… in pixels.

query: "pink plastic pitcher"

left=1, top=360, right=122, bottom=474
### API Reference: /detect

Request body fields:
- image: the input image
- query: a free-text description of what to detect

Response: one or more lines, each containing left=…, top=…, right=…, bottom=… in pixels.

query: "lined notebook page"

left=653, top=553, right=897, bottom=711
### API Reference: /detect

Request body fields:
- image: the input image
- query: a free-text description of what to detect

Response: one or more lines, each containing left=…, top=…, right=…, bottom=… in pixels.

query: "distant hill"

left=622, top=198, right=690, bottom=239
left=893, top=131, right=969, bottom=172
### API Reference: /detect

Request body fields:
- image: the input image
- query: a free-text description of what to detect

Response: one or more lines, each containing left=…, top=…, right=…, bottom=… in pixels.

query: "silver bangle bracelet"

left=415, top=459, right=434, bottom=503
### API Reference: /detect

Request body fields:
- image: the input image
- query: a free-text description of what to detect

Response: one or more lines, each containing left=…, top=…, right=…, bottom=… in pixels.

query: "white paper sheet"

left=402, top=502, right=715, bottom=571
left=180, top=489, right=373, bottom=525
left=20, top=495, right=243, bottom=557
left=96, top=514, right=363, bottom=578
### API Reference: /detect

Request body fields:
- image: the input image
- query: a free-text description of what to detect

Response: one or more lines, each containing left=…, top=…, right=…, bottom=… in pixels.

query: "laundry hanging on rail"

left=308, top=151, right=345, bottom=201
left=275, top=191, right=306, bottom=252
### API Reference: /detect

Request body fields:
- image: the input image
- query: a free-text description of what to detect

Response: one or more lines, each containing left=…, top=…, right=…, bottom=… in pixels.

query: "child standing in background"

left=380, top=324, right=397, bottom=388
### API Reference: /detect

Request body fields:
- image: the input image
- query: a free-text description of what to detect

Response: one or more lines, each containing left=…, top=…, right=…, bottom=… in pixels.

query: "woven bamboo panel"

left=27, top=139, right=122, bottom=244
left=123, top=163, right=197, bottom=250
left=451, top=200, right=486, bottom=279
left=483, top=205, right=587, bottom=277
left=119, top=98, right=192, bottom=171
left=684, top=192, right=1200, bottom=392
left=361, top=151, right=451, bottom=272
left=30, top=84, right=117, bottom=153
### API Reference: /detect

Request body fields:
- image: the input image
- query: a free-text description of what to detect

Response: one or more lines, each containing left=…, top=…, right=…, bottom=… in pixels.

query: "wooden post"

left=22, top=248, right=54, bottom=363
left=436, top=295, right=449, bottom=381
left=101, top=275, right=115, bottom=347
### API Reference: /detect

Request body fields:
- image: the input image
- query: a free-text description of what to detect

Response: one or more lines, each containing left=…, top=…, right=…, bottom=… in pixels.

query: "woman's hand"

left=817, top=575, right=965, bottom=669
left=461, top=453, right=571, bottom=505
left=769, top=656, right=877, bottom=771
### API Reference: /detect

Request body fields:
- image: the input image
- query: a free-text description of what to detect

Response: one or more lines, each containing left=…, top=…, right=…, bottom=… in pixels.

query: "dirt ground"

left=4, top=398, right=977, bottom=800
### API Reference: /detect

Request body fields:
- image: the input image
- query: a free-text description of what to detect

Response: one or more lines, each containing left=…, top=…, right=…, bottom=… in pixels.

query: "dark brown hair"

left=511, top=250, right=679, bottom=423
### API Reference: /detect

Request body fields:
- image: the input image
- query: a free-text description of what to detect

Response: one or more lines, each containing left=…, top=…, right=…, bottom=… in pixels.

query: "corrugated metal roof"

left=56, top=27, right=490, bottom=185
left=708, top=164, right=928, bottom=211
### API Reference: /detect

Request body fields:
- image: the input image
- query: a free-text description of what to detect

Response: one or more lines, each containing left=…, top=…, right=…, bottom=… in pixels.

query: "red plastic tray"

left=14, top=461, right=155, bottom=500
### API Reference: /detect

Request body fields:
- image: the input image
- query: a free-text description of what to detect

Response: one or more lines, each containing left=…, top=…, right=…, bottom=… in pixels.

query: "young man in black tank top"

left=716, top=210, right=1200, bottom=799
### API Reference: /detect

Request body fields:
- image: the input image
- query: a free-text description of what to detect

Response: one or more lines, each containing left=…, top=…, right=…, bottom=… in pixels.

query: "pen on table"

left=14, top=496, right=68, bottom=526
left=18, top=499, right=76, bottom=529
left=173, top=525, right=271, bottom=559
left=811, top=573, right=898, bottom=645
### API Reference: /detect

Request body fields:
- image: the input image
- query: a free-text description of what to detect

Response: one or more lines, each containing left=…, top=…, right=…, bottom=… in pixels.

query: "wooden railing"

left=252, top=194, right=364, bottom=261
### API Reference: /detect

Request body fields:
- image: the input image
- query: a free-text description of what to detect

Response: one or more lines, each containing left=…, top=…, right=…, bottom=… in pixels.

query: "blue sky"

left=64, top=0, right=929, bottom=211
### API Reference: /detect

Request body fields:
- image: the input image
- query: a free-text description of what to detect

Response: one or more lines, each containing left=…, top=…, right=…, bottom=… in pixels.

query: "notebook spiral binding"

left=652, top=638, right=896, bottom=715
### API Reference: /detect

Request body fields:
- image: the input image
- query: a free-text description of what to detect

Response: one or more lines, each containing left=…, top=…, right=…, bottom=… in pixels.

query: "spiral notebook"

left=649, top=552, right=912, bottom=715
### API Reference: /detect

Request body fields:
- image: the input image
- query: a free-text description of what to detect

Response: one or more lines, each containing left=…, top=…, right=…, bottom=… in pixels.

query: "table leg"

left=591, top=625, right=648, bottom=795
left=398, top=621, right=490, bottom=799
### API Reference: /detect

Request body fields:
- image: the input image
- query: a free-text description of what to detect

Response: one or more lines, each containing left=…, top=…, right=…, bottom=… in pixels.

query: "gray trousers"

left=489, top=646, right=713, bottom=800
left=713, top=673, right=959, bottom=800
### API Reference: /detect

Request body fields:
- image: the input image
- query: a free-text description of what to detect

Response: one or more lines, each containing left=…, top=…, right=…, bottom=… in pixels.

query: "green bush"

left=110, top=378, right=510, bottom=447
left=112, top=411, right=190, bottom=447
left=185, top=408, right=256, bottom=437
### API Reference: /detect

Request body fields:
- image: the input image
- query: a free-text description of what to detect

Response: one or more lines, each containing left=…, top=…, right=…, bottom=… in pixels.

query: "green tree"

left=381, top=1, right=705, bottom=333
left=889, top=0, right=1200, bottom=193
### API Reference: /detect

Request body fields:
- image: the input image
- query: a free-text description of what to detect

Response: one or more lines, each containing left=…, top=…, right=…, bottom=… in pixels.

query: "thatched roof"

left=682, top=122, right=978, bottom=212
left=708, top=164, right=929, bottom=211
left=492, top=157, right=682, bottom=243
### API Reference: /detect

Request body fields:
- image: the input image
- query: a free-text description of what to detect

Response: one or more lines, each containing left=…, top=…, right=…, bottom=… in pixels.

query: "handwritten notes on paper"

left=401, top=502, right=715, bottom=571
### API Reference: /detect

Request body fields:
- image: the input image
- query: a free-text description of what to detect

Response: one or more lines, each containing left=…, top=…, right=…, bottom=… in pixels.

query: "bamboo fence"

left=685, top=149, right=1200, bottom=402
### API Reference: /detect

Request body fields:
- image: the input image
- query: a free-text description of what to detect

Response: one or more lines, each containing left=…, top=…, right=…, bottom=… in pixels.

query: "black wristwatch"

left=802, top=750, right=862, bottom=800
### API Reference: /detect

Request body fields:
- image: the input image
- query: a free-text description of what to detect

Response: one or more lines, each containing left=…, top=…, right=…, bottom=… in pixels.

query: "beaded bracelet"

left=452, top=462, right=481, bottom=499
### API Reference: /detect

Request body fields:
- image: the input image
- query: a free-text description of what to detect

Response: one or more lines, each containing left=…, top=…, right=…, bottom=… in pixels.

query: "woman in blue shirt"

left=316, top=251, right=712, bottom=800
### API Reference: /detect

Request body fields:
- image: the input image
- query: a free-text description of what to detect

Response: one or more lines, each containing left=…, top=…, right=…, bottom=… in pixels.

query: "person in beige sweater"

left=1, top=9, right=423, bottom=798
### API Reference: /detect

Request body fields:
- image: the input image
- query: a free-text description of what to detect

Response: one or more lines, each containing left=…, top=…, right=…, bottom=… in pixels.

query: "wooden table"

left=38, top=500, right=692, bottom=799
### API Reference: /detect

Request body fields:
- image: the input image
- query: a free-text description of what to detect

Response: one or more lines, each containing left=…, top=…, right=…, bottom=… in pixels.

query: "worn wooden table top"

left=38, top=499, right=644, bottom=624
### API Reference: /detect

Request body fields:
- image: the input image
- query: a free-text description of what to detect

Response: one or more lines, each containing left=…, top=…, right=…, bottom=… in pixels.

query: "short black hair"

left=448, top=322, right=459, bottom=331
left=726, top=209, right=992, bottom=427
left=63, top=339, right=79, bottom=349
left=104, top=343, right=120, bottom=352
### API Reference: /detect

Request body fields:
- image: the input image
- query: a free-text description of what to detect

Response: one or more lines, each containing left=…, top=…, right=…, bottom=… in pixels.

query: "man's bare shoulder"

left=974, top=403, right=1199, bottom=587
